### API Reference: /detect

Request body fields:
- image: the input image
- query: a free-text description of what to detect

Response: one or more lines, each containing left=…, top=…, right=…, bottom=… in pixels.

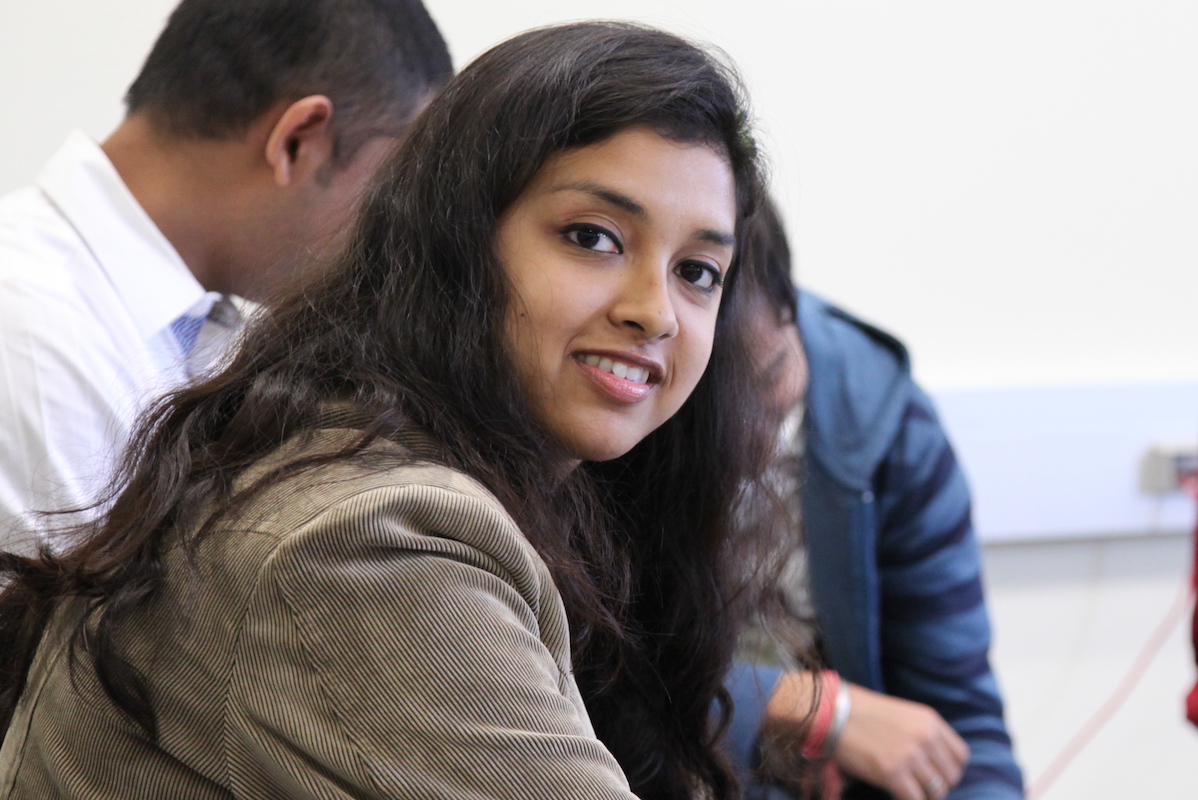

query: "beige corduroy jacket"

left=0, top=426, right=636, bottom=799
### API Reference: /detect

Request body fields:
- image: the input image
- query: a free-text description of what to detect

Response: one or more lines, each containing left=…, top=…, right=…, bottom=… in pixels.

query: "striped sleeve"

left=225, top=482, right=637, bottom=800
left=874, top=386, right=1025, bottom=800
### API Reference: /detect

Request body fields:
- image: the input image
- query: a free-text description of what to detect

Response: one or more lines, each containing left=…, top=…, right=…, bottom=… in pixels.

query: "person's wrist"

left=799, top=670, right=840, bottom=760
left=821, top=680, right=851, bottom=757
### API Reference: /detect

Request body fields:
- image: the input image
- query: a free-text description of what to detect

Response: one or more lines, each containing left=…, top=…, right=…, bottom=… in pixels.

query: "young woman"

left=0, top=22, right=794, bottom=800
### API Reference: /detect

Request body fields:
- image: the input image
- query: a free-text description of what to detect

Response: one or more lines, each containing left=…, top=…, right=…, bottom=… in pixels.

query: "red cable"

left=1028, top=487, right=1198, bottom=799
left=1027, top=574, right=1194, bottom=798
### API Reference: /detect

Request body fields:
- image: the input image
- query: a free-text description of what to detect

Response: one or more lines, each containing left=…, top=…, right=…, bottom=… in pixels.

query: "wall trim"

left=930, top=381, right=1198, bottom=543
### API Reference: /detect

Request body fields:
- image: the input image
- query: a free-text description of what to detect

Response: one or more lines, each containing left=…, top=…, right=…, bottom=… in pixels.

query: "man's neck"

left=101, top=115, right=268, bottom=296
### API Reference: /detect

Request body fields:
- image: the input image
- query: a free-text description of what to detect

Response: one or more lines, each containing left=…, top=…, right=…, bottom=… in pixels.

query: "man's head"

left=107, top=0, right=452, bottom=300
left=126, top=0, right=451, bottom=165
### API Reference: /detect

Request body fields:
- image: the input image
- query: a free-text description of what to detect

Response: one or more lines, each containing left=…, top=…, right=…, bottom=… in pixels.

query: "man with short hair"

left=0, top=0, right=452, bottom=549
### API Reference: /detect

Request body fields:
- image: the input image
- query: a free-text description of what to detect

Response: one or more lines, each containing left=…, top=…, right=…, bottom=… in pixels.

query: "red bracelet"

left=800, top=670, right=840, bottom=760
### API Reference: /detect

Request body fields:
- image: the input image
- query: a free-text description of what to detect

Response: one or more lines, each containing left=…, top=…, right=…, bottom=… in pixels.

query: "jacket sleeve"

left=226, top=481, right=637, bottom=800
left=722, top=662, right=785, bottom=786
left=873, top=384, right=1024, bottom=799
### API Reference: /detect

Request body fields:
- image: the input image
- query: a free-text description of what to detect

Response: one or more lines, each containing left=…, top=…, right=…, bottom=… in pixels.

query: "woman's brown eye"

left=563, top=223, right=622, bottom=254
left=677, top=260, right=720, bottom=290
left=576, top=229, right=601, bottom=248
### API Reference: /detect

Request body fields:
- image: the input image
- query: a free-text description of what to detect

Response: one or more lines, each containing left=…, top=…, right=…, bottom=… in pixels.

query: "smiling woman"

left=499, top=128, right=737, bottom=464
left=0, top=21, right=803, bottom=800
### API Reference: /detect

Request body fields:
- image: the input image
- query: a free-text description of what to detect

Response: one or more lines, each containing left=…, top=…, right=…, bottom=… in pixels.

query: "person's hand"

left=832, top=684, right=969, bottom=800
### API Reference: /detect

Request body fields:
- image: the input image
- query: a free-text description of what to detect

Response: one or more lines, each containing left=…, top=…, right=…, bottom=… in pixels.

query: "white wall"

left=937, top=381, right=1198, bottom=541
left=4, top=1, right=1196, bottom=389
left=0, top=0, right=176, bottom=194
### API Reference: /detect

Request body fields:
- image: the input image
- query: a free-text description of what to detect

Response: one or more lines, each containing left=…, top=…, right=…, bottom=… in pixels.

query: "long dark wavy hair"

left=0, top=22, right=797, bottom=800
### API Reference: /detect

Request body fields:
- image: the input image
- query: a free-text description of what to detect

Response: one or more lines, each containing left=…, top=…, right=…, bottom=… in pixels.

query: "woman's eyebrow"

left=553, top=181, right=735, bottom=248
left=554, top=181, right=646, bottom=218
left=696, top=229, right=735, bottom=248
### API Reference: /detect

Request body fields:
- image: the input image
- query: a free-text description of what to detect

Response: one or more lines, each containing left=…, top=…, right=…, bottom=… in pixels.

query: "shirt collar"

left=37, top=131, right=209, bottom=342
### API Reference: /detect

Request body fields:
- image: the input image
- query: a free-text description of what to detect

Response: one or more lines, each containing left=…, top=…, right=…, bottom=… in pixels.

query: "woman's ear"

left=264, top=95, right=335, bottom=187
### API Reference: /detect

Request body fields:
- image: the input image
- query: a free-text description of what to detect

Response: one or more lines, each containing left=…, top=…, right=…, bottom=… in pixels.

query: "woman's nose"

left=608, top=262, right=679, bottom=340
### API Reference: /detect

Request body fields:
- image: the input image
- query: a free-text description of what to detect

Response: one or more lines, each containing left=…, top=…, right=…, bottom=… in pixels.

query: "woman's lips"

left=573, top=353, right=659, bottom=403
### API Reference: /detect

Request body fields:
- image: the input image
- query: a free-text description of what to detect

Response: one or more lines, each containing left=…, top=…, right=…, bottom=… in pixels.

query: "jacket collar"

left=798, top=290, right=912, bottom=491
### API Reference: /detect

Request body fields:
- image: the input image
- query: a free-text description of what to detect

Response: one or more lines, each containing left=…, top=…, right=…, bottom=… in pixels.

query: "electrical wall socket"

left=1139, top=441, right=1198, bottom=495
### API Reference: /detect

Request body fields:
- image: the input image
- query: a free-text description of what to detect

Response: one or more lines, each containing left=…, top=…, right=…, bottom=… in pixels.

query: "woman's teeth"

left=582, top=354, right=650, bottom=384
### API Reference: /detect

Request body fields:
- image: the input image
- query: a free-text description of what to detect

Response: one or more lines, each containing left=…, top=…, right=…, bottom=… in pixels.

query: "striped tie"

left=170, top=312, right=207, bottom=359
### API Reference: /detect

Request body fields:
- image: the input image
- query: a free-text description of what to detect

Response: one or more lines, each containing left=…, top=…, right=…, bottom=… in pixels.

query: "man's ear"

left=264, top=95, right=335, bottom=187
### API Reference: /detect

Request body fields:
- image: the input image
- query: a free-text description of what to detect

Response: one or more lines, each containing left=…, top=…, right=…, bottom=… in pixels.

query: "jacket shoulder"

left=225, top=429, right=530, bottom=570
left=797, top=291, right=908, bottom=366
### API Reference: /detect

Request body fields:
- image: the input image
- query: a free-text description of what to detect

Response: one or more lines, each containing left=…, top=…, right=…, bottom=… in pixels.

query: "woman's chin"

left=560, top=436, right=640, bottom=466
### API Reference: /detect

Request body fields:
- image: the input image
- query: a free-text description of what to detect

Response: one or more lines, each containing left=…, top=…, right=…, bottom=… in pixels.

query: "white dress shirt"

left=0, top=132, right=238, bottom=552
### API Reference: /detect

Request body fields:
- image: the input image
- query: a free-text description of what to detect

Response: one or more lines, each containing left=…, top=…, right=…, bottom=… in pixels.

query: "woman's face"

left=497, top=127, right=737, bottom=465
